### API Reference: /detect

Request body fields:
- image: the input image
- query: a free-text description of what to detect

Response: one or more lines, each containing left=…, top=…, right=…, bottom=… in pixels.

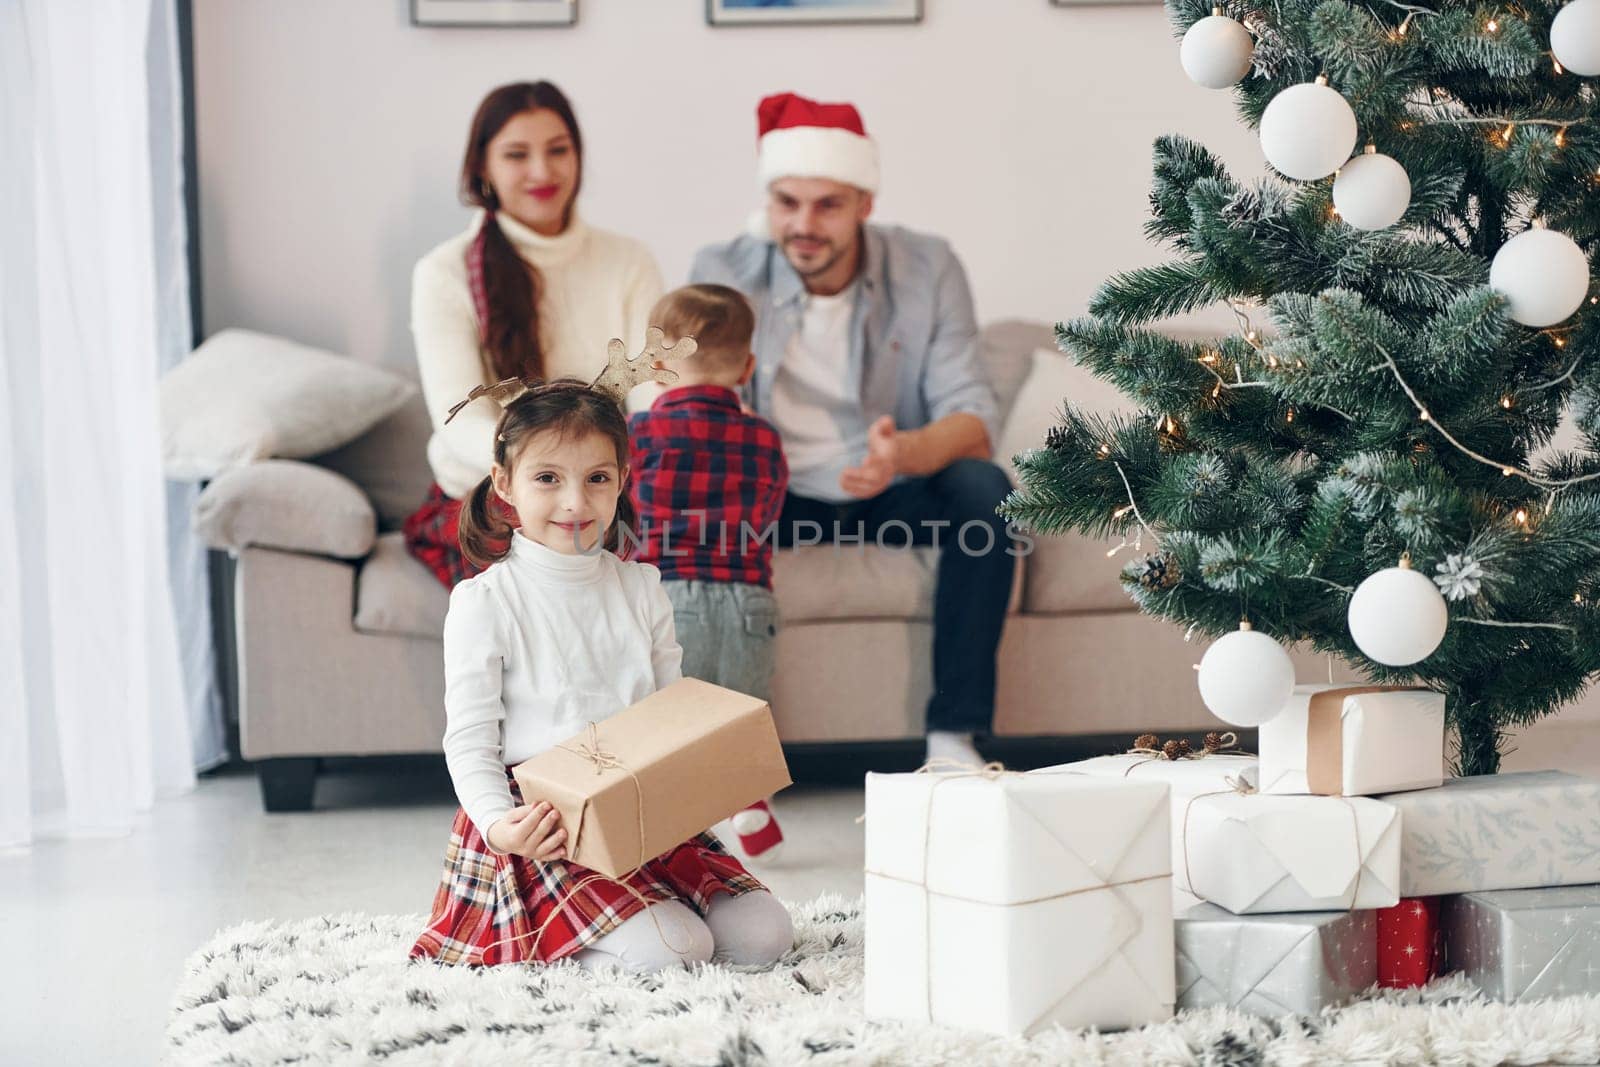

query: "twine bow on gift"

left=558, top=722, right=626, bottom=775
left=865, top=758, right=1171, bottom=1033
left=1120, top=731, right=1253, bottom=779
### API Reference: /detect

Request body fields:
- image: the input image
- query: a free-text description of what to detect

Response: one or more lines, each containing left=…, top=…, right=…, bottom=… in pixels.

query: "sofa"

left=193, top=321, right=1370, bottom=810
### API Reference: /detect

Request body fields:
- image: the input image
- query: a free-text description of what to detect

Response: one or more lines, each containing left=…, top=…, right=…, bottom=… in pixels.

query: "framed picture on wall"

left=411, top=0, right=577, bottom=27
left=707, top=0, right=923, bottom=27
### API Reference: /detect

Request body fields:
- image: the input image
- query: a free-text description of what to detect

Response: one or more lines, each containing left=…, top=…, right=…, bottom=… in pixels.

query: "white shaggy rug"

left=167, top=895, right=1600, bottom=1066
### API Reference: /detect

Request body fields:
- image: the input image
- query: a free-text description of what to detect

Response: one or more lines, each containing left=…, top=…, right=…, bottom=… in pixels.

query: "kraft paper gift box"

left=1379, top=771, right=1600, bottom=896
left=863, top=769, right=1175, bottom=1037
left=1176, top=903, right=1378, bottom=1016
left=1176, top=792, right=1401, bottom=914
left=1259, top=685, right=1445, bottom=796
left=1444, top=886, right=1600, bottom=1002
left=511, top=678, right=791, bottom=880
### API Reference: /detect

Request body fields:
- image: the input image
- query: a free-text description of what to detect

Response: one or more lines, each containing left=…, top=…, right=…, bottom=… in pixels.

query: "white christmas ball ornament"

left=1181, top=11, right=1255, bottom=89
left=1196, top=622, right=1296, bottom=727
left=1333, top=147, right=1411, bottom=230
left=1552, top=0, right=1600, bottom=76
left=1347, top=560, right=1448, bottom=667
left=1259, top=78, right=1359, bottom=181
left=1490, top=226, right=1591, bottom=327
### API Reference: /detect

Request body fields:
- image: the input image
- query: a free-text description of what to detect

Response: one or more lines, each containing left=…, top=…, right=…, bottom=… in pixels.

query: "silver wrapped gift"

left=1444, top=886, right=1600, bottom=1002
left=1177, top=903, right=1377, bottom=1015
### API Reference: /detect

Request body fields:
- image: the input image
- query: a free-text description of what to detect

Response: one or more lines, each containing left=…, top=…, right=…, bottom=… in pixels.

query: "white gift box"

left=863, top=769, right=1175, bottom=1036
left=1176, top=792, right=1401, bottom=914
left=1044, top=753, right=1259, bottom=799
left=1260, top=685, right=1445, bottom=796
left=1380, top=770, right=1600, bottom=896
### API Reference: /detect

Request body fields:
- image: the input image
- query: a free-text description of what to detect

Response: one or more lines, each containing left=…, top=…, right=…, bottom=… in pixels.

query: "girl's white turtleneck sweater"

left=442, top=530, right=683, bottom=839
left=411, top=210, right=663, bottom=499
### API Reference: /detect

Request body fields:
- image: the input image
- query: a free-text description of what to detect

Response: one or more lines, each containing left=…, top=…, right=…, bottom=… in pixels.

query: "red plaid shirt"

left=627, top=385, right=788, bottom=588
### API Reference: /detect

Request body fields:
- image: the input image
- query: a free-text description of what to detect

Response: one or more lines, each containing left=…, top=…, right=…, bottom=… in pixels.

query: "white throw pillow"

left=160, top=329, right=416, bottom=481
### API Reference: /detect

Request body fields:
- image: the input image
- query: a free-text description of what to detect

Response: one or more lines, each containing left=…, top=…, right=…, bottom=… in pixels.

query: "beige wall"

left=192, top=0, right=1266, bottom=369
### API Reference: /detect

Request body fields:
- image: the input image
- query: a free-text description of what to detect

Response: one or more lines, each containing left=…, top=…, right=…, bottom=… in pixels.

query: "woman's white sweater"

left=411, top=210, right=663, bottom=499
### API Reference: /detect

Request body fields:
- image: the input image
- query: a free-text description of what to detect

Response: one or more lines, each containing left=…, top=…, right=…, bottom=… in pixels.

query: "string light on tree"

left=1489, top=221, right=1592, bottom=327
left=1180, top=7, right=1255, bottom=89
left=1196, top=620, right=1296, bottom=726
left=1347, top=557, right=1449, bottom=666
left=1259, top=75, right=1359, bottom=181
left=1332, top=146, right=1412, bottom=231
left=1552, top=0, right=1600, bottom=76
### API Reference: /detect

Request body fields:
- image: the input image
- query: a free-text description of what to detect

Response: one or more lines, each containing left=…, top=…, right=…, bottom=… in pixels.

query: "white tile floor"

left=5, top=721, right=1594, bottom=1066
left=1, top=762, right=865, bottom=1066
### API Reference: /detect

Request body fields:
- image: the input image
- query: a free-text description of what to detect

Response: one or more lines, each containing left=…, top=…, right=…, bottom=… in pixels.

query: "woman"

left=403, top=81, right=663, bottom=588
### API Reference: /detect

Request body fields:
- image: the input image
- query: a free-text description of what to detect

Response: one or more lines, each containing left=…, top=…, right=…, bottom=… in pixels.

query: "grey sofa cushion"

left=313, top=393, right=436, bottom=532
left=773, top=543, right=1023, bottom=624
left=195, top=460, right=376, bottom=560
left=354, top=531, right=450, bottom=638
left=978, top=320, right=1053, bottom=431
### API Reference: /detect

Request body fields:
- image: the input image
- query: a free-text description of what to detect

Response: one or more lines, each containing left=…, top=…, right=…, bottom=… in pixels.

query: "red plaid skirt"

left=401, top=481, right=514, bottom=590
left=410, top=775, right=766, bottom=966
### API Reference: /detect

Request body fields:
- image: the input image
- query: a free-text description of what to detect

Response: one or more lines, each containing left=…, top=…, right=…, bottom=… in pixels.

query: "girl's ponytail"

left=458, top=475, right=514, bottom=569
left=608, top=485, right=639, bottom=558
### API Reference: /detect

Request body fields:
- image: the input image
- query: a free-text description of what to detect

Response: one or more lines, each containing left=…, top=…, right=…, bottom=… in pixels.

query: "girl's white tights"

left=572, top=890, right=792, bottom=973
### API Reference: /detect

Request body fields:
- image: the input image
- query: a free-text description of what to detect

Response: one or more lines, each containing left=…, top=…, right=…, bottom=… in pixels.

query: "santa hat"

left=756, top=92, right=879, bottom=194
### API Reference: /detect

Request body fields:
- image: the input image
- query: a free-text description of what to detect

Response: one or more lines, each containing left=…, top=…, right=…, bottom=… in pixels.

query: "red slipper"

left=731, top=799, right=784, bottom=860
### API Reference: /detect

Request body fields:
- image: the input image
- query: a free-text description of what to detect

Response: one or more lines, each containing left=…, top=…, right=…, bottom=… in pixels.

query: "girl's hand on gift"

left=487, top=801, right=568, bottom=862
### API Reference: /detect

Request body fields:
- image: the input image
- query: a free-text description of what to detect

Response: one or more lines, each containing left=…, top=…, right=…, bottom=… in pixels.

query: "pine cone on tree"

left=1136, top=554, right=1180, bottom=592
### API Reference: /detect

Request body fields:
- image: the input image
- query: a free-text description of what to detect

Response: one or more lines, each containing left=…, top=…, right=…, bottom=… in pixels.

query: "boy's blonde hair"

left=648, top=284, right=755, bottom=376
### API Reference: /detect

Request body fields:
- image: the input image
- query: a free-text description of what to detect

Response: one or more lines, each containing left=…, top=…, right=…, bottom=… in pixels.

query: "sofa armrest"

left=195, top=459, right=377, bottom=560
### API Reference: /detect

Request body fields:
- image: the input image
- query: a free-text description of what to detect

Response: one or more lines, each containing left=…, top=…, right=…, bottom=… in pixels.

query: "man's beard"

left=782, top=235, right=845, bottom=279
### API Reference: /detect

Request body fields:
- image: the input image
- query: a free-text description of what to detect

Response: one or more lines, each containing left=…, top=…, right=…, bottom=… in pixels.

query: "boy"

left=628, top=284, right=790, bottom=860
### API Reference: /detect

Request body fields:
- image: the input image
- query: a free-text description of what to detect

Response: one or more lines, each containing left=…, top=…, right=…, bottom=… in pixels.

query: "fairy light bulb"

left=1486, top=16, right=1499, bottom=32
left=1515, top=508, right=1529, bottom=526
left=1500, top=395, right=1514, bottom=409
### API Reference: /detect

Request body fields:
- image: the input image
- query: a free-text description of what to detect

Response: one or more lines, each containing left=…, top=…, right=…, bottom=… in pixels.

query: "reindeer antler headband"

left=443, top=328, right=699, bottom=427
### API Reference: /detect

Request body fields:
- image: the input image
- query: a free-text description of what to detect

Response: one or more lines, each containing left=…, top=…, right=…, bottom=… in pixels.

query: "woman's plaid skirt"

left=402, top=481, right=512, bottom=589
left=410, top=774, right=767, bottom=965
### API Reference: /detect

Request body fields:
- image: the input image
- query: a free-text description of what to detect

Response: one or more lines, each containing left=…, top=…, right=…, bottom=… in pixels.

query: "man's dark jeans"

left=776, top=458, right=1016, bottom=735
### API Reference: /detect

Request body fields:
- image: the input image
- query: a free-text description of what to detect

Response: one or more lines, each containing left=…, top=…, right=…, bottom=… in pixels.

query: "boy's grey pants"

left=662, top=579, right=778, bottom=702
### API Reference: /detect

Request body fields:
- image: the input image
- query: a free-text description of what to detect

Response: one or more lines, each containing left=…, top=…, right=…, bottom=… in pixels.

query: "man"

left=690, top=91, right=1015, bottom=767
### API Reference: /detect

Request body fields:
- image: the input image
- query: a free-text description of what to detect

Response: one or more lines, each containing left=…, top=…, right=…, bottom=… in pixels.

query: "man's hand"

left=839, top=415, right=899, bottom=499
left=486, top=801, right=568, bottom=862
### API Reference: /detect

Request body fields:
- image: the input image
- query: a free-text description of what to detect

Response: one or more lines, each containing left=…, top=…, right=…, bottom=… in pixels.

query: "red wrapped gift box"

left=1378, top=896, right=1444, bottom=988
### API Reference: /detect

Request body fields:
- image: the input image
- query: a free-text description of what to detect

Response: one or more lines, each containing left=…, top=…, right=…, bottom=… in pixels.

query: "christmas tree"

left=1002, top=0, right=1600, bottom=775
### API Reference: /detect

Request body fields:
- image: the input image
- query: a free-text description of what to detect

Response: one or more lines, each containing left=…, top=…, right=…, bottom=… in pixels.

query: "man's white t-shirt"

left=768, top=288, right=869, bottom=503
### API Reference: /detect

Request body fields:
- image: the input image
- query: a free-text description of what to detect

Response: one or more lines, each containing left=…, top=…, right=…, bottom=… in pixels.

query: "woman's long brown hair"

left=458, top=380, right=636, bottom=568
left=460, top=81, right=584, bottom=382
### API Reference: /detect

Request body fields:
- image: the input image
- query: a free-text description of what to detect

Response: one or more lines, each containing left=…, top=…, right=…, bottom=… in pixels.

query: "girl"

left=403, top=81, right=664, bottom=589
left=410, top=380, right=794, bottom=972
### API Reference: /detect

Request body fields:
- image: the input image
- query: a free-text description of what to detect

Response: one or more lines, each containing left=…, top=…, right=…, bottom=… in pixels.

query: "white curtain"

left=1, top=0, right=199, bottom=849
